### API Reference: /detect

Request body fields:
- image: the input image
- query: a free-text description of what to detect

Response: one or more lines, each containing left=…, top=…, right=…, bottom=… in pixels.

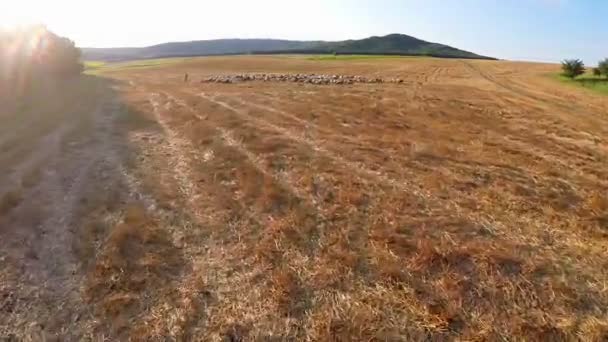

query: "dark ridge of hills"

left=82, top=34, right=495, bottom=61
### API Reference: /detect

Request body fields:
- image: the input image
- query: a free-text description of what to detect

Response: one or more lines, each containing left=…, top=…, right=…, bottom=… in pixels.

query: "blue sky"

left=2, top=0, right=605, bottom=64
left=365, top=0, right=606, bottom=64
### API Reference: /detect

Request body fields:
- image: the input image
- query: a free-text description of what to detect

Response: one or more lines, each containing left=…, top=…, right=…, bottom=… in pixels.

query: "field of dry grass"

left=2, top=56, right=608, bottom=340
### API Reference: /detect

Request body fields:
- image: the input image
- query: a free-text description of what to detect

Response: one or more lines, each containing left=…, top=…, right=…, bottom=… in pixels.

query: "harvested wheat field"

left=2, top=56, right=608, bottom=340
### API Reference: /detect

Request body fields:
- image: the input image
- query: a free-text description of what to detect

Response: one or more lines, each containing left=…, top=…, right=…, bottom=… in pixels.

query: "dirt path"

left=0, top=79, right=134, bottom=340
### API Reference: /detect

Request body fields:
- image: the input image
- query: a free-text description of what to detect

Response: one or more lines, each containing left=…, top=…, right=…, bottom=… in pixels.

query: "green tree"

left=561, top=59, right=585, bottom=79
left=34, top=27, right=83, bottom=76
left=0, top=26, right=83, bottom=99
left=0, top=26, right=83, bottom=81
left=598, top=58, right=608, bottom=79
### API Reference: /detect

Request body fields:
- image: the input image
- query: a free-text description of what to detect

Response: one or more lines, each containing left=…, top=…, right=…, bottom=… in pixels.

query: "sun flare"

left=0, top=3, right=43, bottom=30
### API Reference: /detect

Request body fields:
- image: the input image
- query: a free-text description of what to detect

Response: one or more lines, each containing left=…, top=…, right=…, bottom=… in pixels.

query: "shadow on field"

left=574, top=78, right=608, bottom=86
left=73, top=75, right=201, bottom=339
left=0, top=74, right=196, bottom=340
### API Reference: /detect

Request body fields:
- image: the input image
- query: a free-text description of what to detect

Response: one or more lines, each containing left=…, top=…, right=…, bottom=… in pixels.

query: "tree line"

left=562, top=58, right=608, bottom=79
left=0, top=26, right=82, bottom=95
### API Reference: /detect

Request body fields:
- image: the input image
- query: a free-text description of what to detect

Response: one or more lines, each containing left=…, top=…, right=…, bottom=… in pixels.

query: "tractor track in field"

left=170, top=88, right=544, bottom=246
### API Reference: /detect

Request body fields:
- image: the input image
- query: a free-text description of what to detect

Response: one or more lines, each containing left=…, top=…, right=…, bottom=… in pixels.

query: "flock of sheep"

left=199, top=73, right=405, bottom=85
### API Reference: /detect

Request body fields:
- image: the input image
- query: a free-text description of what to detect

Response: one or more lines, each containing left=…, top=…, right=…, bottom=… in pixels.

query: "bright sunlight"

left=0, top=2, right=40, bottom=29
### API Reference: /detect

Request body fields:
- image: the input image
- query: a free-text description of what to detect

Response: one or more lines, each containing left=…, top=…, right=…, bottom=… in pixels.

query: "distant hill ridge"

left=82, top=33, right=495, bottom=61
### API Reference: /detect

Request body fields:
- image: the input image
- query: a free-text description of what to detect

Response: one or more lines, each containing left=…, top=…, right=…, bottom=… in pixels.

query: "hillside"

left=82, top=34, right=494, bottom=61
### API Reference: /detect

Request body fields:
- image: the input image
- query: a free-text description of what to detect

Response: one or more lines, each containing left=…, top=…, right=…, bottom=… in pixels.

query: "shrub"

left=593, top=68, right=602, bottom=77
left=561, top=59, right=585, bottom=79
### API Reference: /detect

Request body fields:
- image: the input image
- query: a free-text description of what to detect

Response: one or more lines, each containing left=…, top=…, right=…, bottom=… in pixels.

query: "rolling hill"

left=82, top=34, right=495, bottom=61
